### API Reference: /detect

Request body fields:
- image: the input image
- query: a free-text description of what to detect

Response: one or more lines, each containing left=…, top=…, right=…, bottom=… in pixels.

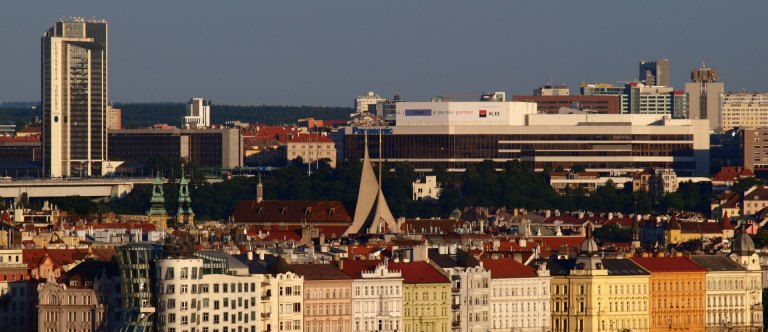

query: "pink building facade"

left=290, top=264, right=353, bottom=332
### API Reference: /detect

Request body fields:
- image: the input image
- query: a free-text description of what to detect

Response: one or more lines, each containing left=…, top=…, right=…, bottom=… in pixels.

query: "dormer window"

left=258, top=208, right=263, bottom=215
left=70, top=280, right=80, bottom=286
left=281, top=207, right=288, bottom=215
left=304, top=207, right=312, bottom=215
left=328, top=208, right=335, bottom=216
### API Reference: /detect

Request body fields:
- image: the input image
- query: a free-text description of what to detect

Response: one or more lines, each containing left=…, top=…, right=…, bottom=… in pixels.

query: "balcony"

left=261, top=312, right=271, bottom=318
left=452, top=321, right=461, bottom=327
left=451, top=303, right=460, bottom=310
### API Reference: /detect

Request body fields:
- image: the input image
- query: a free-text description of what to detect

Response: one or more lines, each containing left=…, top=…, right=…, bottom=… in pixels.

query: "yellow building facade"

left=538, top=231, right=651, bottom=332
left=390, top=261, right=451, bottom=332
left=631, top=255, right=707, bottom=332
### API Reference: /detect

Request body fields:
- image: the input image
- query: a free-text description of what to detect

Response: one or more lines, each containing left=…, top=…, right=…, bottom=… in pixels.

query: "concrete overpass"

left=0, top=178, right=162, bottom=200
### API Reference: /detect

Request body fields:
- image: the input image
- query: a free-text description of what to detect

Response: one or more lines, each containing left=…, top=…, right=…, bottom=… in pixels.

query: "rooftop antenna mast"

left=378, top=130, right=384, bottom=233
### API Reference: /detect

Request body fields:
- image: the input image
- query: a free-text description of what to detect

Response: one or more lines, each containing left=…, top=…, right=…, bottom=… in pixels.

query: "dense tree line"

left=115, top=103, right=353, bottom=128
left=95, top=159, right=717, bottom=221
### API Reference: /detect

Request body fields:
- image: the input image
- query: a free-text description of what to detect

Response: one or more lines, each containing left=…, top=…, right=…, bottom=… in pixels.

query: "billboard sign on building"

left=396, top=101, right=536, bottom=126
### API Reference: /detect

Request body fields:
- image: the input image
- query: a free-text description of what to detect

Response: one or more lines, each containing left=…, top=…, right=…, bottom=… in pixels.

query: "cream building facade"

left=720, top=92, right=768, bottom=131
left=482, top=258, right=552, bottom=332
left=692, top=255, right=763, bottom=331
left=287, top=133, right=337, bottom=168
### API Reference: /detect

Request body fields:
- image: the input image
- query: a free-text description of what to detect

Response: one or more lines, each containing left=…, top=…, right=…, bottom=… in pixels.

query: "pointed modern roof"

left=343, top=132, right=397, bottom=236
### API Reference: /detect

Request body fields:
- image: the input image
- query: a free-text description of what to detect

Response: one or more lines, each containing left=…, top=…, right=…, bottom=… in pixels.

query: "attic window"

left=85, top=281, right=93, bottom=287
left=258, top=208, right=263, bottom=215
left=328, top=208, right=335, bottom=216
left=70, top=280, right=80, bottom=286
left=281, top=207, right=288, bottom=215
left=304, top=207, right=312, bottom=215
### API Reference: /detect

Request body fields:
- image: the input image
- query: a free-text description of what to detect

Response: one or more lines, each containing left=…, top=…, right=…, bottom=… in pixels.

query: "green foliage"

left=754, top=229, right=768, bottom=248
left=115, top=103, right=353, bottom=127
left=50, top=196, right=100, bottom=216
left=593, top=223, right=631, bottom=244
left=0, top=107, right=37, bottom=126
left=104, top=158, right=717, bottom=221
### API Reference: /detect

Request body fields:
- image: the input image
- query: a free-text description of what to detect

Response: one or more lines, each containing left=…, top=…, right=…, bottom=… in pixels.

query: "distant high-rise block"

left=107, top=105, right=122, bottom=130
left=685, top=63, right=724, bottom=131
left=42, top=18, right=108, bottom=177
left=183, top=97, right=211, bottom=128
left=639, top=59, right=670, bottom=87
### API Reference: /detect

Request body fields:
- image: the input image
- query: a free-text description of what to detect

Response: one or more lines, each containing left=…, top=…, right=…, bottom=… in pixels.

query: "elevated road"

left=0, top=178, right=163, bottom=199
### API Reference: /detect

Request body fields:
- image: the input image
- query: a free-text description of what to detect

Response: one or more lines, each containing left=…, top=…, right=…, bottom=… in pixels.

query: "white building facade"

left=154, top=258, right=267, bottom=332
left=351, top=262, right=403, bottom=332
left=721, top=92, right=768, bottom=131
left=263, top=272, right=304, bottom=332
left=184, top=98, right=211, bottom=129
left=484, top=261, right=551, bottom=332
left=412, top=175, right=443, bottom=201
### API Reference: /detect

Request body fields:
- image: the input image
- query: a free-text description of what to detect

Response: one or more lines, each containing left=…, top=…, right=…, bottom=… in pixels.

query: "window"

left=167, top=285, right=175, bottom=294
left=165, top=267, right=175, bottom=279
left=181, top=268, right=189, bottom=279
left=203, top=313, right=209, bottom=322
left=168, top=299, right=176, bottom=309
left=181, top=285, right=188, bottom=294
left=169, top=313, right=176, bottom=323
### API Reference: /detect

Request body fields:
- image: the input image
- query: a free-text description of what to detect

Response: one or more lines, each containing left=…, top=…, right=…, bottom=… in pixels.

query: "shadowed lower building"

left=37, top=260, right=122, bottom=332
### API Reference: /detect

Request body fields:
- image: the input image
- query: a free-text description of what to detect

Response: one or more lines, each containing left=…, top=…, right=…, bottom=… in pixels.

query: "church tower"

left=147, top=172, right=168, bottom=230
left=176, top=165, right=195, bottom=225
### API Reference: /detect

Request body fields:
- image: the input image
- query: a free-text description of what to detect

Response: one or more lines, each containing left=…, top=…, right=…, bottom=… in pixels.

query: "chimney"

left=578, top=211, right=585, bottom=219
left=608, top=212, right=613, bottom=220
left=545, top=210, right=551, bottom=218
left=247, top=251, right=253, bottom=261
left=258, top=252, right=265, bottom=260
left=518, top=237, right=527, bottom=248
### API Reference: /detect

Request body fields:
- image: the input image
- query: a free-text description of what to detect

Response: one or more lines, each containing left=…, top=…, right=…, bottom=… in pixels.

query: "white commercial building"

left=42, top=18, right=109, bottom=177
left=344, top=110, right=710, bottom=176
left=184, top=98, right=211, bottom=129
left=154, top=257, right=267, bottom=332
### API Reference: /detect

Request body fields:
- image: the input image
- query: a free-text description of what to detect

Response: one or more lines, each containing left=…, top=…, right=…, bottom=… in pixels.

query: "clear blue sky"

left=1, top=1, right=767, bottom=106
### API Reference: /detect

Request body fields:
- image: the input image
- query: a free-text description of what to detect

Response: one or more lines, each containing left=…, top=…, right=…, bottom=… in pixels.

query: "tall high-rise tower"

left=684, top=63, right=724, bottom=131
left=42, top=18, right=108, bottom=177
left=638, top=59, right=670, bottom=86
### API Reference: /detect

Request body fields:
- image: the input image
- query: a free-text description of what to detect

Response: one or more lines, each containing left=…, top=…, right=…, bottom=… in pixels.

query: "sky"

left=1, top=1, right=767, bottom=106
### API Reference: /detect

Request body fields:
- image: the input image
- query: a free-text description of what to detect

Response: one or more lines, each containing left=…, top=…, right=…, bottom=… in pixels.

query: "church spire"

left=176, top=163, right=195, bottom=225
left=343, top=131, right=398, bottom=236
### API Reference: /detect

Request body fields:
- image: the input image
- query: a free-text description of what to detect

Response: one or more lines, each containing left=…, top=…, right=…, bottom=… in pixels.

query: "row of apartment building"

left=21, top=229, right=763, bottom=332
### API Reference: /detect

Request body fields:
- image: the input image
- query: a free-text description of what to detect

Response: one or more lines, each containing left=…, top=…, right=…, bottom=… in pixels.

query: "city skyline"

left=1, top=1, right=768, bottom=106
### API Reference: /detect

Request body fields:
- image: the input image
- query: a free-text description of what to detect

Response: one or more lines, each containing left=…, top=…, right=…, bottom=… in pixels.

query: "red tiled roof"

left=712, top=166, right=755, bottom=182
left=0, top=136, right=40, bottom=143
left=388, top=261, right=449, bottom=284
left=288, top=133, right=333, bottom=143
left=288, top=264, right=351, bottom=280
left=337, top=259, right=384, bottom=278
left=231, top=200, right=352, bottom=224
left=481, top=258, right=538, bottom=278
left=744, top=185, right=768, bottom=201
left=630, top=256, right=706, bottom=272
left=679, top=222, right=723, bottom=234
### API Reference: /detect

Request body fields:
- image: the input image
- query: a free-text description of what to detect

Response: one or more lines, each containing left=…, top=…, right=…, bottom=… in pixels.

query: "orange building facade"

left=631, top=255, right=707, bottom=332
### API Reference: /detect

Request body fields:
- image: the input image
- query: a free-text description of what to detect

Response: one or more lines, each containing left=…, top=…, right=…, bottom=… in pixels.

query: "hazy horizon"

left=2, top=1, right=768, bottom=106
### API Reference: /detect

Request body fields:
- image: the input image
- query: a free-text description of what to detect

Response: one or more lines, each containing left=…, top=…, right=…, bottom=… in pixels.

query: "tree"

left=593, top=223, right=631, bottom=244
